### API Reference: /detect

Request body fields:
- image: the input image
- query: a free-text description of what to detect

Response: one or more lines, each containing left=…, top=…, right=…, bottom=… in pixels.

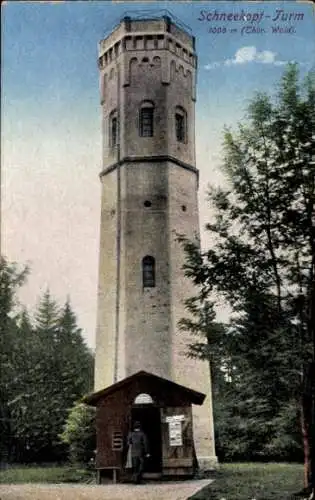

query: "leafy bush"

left=59, top=403, right=96, bottom=466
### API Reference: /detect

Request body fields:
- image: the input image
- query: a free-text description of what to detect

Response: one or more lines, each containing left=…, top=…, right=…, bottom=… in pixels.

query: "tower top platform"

left=99, top=10, right=195, bottom=55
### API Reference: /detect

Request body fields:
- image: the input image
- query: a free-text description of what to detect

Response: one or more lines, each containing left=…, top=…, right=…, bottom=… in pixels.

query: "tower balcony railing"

left=100, top=9, right=193, bottom=48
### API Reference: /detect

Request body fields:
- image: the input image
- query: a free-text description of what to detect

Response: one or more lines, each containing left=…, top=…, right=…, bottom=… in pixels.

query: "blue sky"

left=2, top=1, right=315, bottom=347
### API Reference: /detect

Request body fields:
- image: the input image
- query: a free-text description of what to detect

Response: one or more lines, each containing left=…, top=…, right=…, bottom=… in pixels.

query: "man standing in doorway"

left=127, top=421, right=150, bottom=483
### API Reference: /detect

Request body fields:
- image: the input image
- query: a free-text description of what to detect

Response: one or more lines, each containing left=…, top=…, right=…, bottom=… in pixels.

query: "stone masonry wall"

left=95, top=17, right=217, bottom=466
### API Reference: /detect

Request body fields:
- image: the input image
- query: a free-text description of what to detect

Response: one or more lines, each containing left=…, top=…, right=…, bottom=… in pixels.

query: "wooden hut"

left=83, top=370, right=206, bottom=483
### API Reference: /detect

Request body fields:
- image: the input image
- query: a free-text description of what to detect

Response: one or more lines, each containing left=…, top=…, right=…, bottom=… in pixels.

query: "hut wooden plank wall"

left=84, top=370, right=206, bottom=483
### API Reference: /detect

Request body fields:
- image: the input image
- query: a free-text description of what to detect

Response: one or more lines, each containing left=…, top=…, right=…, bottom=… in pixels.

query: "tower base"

left=197, top=455, right=219, bottom=471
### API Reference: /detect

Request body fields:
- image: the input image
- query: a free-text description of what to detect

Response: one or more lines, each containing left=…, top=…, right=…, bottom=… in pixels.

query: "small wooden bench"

left=96, top=467, right=120, bottom=484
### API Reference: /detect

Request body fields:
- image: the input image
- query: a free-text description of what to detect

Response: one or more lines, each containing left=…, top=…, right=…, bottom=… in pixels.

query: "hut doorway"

left=131, top=397, right=162, bottom=474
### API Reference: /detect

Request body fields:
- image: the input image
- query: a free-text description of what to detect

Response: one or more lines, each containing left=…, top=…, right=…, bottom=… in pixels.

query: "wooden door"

left=160, top=406, right=194, bottom=475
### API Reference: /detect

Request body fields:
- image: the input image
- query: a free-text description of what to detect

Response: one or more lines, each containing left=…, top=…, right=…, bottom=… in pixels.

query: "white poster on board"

left=169, top=421, right=183, bottom=446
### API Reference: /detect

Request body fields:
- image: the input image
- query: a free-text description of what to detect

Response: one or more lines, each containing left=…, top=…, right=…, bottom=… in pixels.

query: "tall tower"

left=95, top=14, right=217, bottom=467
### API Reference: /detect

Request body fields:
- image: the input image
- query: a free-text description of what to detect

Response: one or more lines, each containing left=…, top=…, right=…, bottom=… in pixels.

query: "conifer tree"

left=179, top=64, right=314, bottom=490
left=0, top=258, right=28, bottom=462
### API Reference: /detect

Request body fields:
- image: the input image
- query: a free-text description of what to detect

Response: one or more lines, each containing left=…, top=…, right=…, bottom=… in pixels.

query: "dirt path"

left=0, top=479, right=212, bottom=500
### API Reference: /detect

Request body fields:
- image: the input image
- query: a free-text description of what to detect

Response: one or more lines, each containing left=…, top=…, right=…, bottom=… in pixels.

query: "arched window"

left=109, top=110, right=118, bottom=148
left=142, top=256, right=155, bottom=288
left=139, top=101, right=154, bottom=137
left=175, top=106, right=187, bottom=143
left=133, top=393, right=154, bottom=405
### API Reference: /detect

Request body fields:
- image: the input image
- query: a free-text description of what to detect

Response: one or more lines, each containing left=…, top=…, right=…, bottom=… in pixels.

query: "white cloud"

left=205, top=46, right=288, bottom=69
left=274, top=60, right=287, bottom=66
left=256, top=50, right=276, bottom=64
left=230, top=46, right=258, bottom=64
left=204, top=61, right=221, bottom=70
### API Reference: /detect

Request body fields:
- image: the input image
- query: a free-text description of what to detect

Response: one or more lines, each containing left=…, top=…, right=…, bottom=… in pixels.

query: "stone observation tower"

left=94, top=13, right=217, bottom=468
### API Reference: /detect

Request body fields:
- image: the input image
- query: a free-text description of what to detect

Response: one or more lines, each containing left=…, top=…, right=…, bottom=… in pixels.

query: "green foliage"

left=60, top=403, right=96, bottom=466
left=180, top=64, right=315, bottom=464
left=0, top=465, right=94, bottom=484
left=0, top=259, right=95, bottom=464
left=0, top=258, right=29, bottom=463
left=190, top=463, right=304, bottom=500
left=57, top=300, right=95, bottom=402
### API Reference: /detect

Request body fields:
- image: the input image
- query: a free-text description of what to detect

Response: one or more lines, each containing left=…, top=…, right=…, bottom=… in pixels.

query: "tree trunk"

left=301, top=362, right=315, bottom=496
left=310, top=363, right=315, bottom=496
left=301, top=393, right=311, bottom=488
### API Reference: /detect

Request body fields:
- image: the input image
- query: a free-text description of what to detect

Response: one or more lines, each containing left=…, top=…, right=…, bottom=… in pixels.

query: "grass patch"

left=0, top=465, right=94, bottom=484
left=191, top=463, right=304, bottom=500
